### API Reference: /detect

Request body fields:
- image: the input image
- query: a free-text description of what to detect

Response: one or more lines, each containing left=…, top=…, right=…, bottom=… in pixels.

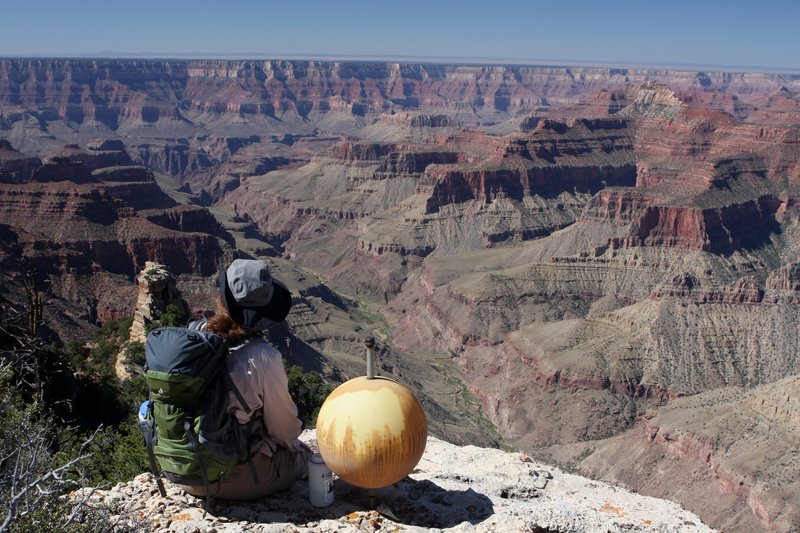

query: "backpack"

left=141, top=324, right=263, bottom=506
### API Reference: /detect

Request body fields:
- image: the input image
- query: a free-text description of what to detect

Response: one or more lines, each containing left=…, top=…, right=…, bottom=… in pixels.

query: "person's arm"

left=256, top=345, right=305, bottom=450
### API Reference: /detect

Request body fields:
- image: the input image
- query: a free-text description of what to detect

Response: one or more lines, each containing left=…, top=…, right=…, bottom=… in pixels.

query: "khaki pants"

left=176, top=447, right=311, bottom=501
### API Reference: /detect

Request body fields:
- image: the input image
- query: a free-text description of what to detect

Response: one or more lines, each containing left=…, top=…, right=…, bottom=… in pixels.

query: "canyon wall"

left=1, top=59, right=797, bottom=134
left=0, top=140, right=234, bottom=335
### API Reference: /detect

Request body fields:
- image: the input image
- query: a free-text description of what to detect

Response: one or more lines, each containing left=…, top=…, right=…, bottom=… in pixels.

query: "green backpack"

left=142, top=325, right=263, bottom=505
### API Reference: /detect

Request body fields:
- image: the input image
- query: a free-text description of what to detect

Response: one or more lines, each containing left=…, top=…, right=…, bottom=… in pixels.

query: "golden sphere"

left=316, top=376, right=427, bottom=489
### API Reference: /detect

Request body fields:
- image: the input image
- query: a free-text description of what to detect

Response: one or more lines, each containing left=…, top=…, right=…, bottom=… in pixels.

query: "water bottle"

left=138, top=400, right=150, bottom=429
left=308, top=452, right=334, bottom=507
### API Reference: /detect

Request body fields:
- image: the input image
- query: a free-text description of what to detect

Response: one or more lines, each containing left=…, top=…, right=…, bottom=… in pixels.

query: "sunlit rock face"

left=316, top=376, right=427, bottom=489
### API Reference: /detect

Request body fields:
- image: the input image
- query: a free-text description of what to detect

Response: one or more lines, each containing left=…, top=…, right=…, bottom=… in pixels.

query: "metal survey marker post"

left=365, top=336, right=376, bottom=379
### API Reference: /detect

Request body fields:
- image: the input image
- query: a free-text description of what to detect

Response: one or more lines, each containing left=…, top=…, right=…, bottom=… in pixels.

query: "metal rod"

left=365, top=338, right=377, bottom=506
left=365, top=336, right=375, bottom=379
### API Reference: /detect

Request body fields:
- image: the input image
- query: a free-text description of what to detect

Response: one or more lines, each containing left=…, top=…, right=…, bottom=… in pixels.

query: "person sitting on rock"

left=175, top=258, right=312, bottom=500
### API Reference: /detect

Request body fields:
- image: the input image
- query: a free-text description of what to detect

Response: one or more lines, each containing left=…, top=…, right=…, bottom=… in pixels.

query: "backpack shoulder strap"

left=223, top=370, right=252, bottom=414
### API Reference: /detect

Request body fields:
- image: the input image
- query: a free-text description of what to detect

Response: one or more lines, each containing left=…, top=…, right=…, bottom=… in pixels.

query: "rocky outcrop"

left=49, top=140, right=137, bottom=170
left=763, top=262, right=800, bottom=303
left=331, top=142, right=460, bottom=176
left=358, top=239, right=435, bottom=258
left=651, top=273, right=763, bottom=304
left=127, top=262, right=188, bottom=344
left=104, top=181, right=177, bottom=210
left=618, top=85, right=686, bottom=120
left=0, top=139, right=41, bottom=183
left=76, top=430, right=711, bottom=532
left=583, top=188, right=654, bottom=223
left=134, top=142, right=215, bottom=177
left=409, top=113, right=453, bottom=127
left=765, top=261, right=800, bottom=291
left=331, top=142, right=402, bottom=162
left=146, top=205, right=235, bottom=245
left=583, top=192, right=782, bottom=255
left=647, top=264, right=800, bottom=305
left=1, top=139, right=155, bottom=184
left=31, top=159, right=97, bottom=184
left=632, top=196, right=781, bottom=253
left=117, top=262, right=188, bottom=379
left=425, top=164, right=636, bottom=212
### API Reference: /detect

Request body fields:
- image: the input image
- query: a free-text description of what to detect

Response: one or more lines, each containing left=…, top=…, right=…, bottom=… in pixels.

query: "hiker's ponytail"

left=206, top=296, right=254, bottom=346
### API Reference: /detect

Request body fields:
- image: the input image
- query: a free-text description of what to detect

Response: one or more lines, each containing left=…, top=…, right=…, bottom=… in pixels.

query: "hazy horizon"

left=2, top=51, right=799, bottom=75
left=1, top=0, right=798, bottom=72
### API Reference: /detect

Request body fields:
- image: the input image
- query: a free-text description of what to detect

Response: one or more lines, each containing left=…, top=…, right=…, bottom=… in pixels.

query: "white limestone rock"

left=84, top=430, right=713, bottom=532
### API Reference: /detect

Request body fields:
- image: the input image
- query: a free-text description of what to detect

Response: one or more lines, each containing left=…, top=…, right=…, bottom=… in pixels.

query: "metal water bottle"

left=308, top=452, right=334, bottom=507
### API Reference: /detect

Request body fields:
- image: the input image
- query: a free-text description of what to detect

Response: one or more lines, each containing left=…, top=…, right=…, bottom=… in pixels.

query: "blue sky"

left=1, top=0, right=798, bottom=70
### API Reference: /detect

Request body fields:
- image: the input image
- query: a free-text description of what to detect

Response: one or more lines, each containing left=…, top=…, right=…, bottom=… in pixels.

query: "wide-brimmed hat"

left=218, top=259, right=292, bottom=330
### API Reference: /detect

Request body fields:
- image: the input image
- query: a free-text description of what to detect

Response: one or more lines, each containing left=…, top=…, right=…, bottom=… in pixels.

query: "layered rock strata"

left=373, top=85, right=799, bottom=532
left=1, top=59, right=796, bottom=128
left=576, top=376, right=800, bottom=532
left=0, top=141, right=234, bottom=335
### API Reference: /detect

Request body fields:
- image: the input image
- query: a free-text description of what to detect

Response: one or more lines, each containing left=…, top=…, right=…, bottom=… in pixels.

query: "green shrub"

left=285, top=364, right=333, bottom=428
left=61, top=416, right=149, bottom=488
left=0, top=371, right=112, bottom=532
left=124, top=341, right=145, bottom=366
left=118, top=375, right=148, bottom=414
left=116, top=317, right=133, bottom=342
left=66, top=340, right=90, bottom=369
left=88, top=339, right=117, bottom=378
left=142, top=303, right=188, bottom=334
left=159, top=304, right=187, bottom=327
left=0, top=286, right=146, bottom=531
left=96, top=317, right=131, bottom=343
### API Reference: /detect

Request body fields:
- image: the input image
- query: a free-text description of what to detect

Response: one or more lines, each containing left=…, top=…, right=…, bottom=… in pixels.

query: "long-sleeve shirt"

left=225, top=337, right=305, bottom=457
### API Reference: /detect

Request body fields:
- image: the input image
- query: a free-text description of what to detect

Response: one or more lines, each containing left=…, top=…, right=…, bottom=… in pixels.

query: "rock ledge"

left=80, top=431, right=712, bottom=532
